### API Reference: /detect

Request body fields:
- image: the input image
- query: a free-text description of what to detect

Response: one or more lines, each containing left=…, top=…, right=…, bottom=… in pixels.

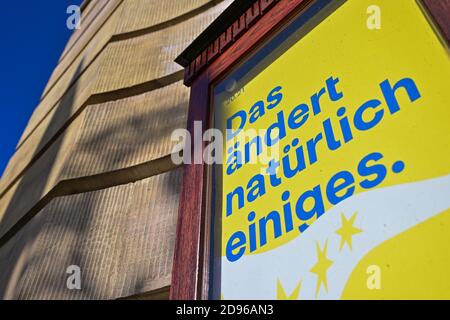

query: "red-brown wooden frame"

left=170, top=0, right=450, bottom=300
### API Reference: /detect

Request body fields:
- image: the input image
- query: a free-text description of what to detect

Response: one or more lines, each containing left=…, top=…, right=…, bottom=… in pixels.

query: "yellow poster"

left=214, top=0, right=450, bottom=299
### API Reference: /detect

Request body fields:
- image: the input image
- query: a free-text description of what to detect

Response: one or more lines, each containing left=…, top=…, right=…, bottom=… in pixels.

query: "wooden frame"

left=421, top=0, right=450, bottom=47
left=170, top=0, right=450, bottom=300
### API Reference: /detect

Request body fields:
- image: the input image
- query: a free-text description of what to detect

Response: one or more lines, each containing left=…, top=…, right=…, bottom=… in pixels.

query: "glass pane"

left=212, top=0, right=450, bottom=300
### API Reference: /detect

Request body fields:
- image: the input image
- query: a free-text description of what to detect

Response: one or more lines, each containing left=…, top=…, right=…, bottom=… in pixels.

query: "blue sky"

left=0, top=1, right=82, bottom=176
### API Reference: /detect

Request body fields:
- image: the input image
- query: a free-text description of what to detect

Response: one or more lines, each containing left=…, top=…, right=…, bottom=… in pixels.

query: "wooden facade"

left=0, top=0, right=233, bottom=300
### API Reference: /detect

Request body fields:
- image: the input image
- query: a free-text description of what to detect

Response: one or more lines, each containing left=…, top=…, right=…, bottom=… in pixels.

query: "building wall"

left=0, top=0, right=231, bottom=299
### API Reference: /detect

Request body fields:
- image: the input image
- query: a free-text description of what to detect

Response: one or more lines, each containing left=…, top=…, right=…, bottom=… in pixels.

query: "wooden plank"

left=422, top=0, right=450, bottom=46
left=115, top=0, right=214, bottom=35
left=0, top=82, right=189, bottom=242
left=0, top=170, right=182, bottom=299
left=57, top=0, right=116, bottom=64
left=18, top=56, right=100, bottom=149
left=170, top=73, right=210, bottom=300
left=0, top=69, right=95, bottom=195
left=60, top=81, right=189, bottom=178
left=42, top=0, right=123, bottom=99
left=94, top=0, right=232, bottom=94
left=16, top=0, right=231, bottom=153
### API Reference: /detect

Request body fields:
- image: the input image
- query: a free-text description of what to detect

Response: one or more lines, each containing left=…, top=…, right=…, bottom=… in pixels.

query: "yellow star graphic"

left=276, top=278, right=302, bottom=300
left=310, top=239, right=333, bottom=298
left=335, top=212, right=362, bottom=251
